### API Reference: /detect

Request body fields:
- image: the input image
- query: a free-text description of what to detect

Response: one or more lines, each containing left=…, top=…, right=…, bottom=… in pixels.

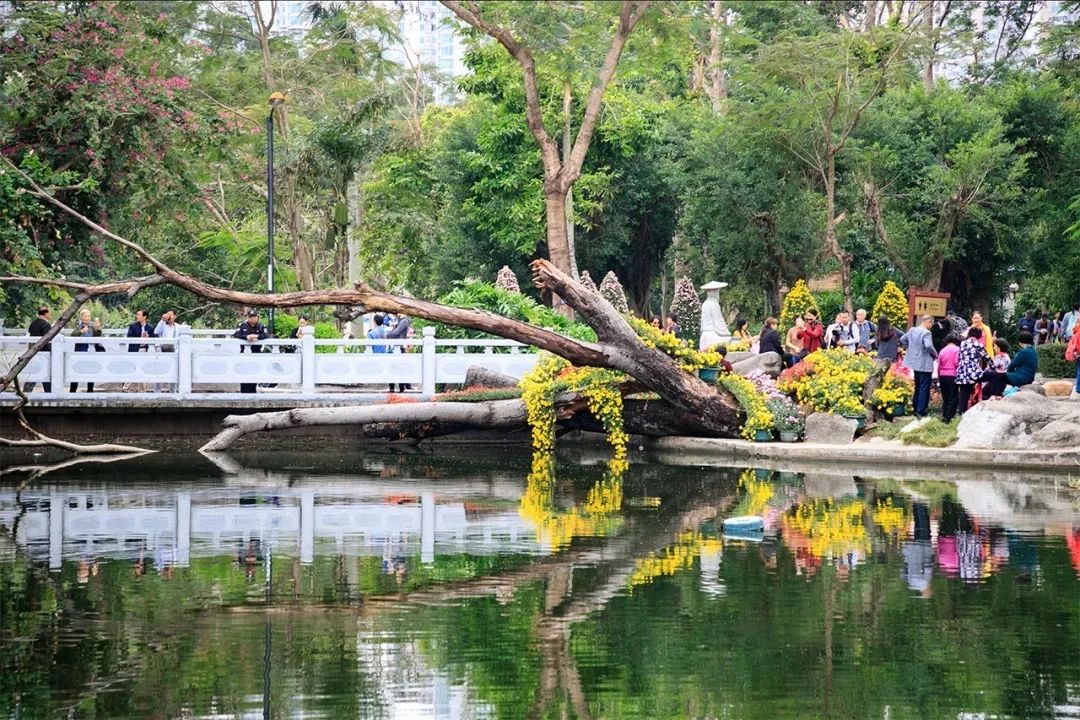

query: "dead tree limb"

left=0, top=274, right=162, bottom=392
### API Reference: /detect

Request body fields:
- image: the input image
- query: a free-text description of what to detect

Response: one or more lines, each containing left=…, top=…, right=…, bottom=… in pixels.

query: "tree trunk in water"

left=825, top=153, right=853, bottom=312
left=922, top=0, right=935, bottom=91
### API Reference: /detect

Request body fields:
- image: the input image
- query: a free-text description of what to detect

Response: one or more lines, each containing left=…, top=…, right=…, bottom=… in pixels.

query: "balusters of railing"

left=51, top=335, right=66, bottom=395
left=178, top=334, right=193, bottom=394
left=422, top=326, right=436, bottom=395
left=301, top=334, right=316, bottom=394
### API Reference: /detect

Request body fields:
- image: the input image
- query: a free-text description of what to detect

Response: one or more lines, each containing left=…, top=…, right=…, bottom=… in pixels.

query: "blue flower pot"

left=697, top=367, right=720, bottom=383
left=753, top=429, right=773, bottom=443
left=844, top=415, right=866, bottom=431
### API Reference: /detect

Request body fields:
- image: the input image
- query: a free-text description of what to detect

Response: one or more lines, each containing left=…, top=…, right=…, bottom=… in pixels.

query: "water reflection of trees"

left=2, top=454, right=1077, bottom=718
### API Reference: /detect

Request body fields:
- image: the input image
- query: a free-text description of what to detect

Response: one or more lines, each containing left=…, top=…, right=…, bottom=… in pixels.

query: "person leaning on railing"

left=233, top=310, right=269, bottom=394
left=69, top=309, right=103, bottom=393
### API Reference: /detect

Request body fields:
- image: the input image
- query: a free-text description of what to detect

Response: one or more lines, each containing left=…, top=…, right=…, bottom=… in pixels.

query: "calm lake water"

left=0, top=448, right=1077, bottom=719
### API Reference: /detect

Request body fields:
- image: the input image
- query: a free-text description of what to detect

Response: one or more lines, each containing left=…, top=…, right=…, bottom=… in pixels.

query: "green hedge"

left=273, top=314, right=341, bottom=353
left=1035, top=342, right=1073, bottom=379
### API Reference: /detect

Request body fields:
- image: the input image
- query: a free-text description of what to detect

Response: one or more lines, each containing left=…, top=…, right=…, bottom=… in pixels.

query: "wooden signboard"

left=908, top=289, right=950, bottom=329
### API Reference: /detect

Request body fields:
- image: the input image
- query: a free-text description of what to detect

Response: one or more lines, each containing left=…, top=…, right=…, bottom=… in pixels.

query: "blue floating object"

left=723, top=515, right=764, bottom=532
left=724, top=529, right=766, bottom=543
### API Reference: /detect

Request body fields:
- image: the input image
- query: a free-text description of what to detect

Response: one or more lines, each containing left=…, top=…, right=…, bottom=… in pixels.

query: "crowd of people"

left=738, top=302, right=1080, bottom=417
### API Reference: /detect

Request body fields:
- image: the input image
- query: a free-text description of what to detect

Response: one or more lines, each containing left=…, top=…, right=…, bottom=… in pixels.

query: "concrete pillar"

left=421, top=493, right=435, bottom=564
left=300, top=490, right=314, bottom=565
left=176, top=492, right=191, bottom=568
left=421, top=326, right=437, bottom=396
left=51, top=335, right=66, bottom=395
left=49, top=492, right=64, bottom=571
left=301, top=334, right=316, bottom=395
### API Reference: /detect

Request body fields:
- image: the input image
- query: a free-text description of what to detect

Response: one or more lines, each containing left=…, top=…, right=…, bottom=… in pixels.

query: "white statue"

left=699, top=281, right=731, bottom=350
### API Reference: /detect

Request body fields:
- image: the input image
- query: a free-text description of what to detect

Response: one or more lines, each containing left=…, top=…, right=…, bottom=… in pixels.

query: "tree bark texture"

left=707, top=1, right=727, bottom=113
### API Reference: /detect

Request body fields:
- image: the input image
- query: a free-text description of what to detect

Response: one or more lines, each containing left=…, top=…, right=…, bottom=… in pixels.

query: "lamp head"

left=268, top=92, right=286, bottom=107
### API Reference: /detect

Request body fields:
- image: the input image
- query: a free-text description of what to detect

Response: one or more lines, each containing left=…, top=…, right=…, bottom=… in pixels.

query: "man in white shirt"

left=827, top=310, right=858, bottom=350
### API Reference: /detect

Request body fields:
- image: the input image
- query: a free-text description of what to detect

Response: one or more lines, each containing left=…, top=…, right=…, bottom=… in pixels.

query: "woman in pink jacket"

left=937, top=334, right=961, bottom=421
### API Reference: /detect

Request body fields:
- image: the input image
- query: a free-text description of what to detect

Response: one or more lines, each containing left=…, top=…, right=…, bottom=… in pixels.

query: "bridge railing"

left=0, top=327, right=540, bottom=397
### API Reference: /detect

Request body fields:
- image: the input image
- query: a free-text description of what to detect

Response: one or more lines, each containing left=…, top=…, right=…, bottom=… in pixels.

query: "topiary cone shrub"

left=670, top=276, right=701, bottom=340
left=495, top=265, right=521, bottom=294
left=599, top=271, right=630, bottom=314
left=779, top=279, right=820, bottom=334
left=871, top=280, right=909, bottom=329
left=579, top=270, right=599, bottom=293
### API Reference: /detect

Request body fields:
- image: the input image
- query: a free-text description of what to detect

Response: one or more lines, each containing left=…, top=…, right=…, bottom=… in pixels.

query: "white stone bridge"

left=0, top=327, right=539, bottom=400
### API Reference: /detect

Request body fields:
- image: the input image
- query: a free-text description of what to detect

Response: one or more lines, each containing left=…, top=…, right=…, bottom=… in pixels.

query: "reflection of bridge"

left=0, top=482, right=546, bottom=570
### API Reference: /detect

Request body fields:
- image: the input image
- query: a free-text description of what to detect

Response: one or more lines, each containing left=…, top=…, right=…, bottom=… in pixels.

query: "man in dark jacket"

left=26, top=306, right=52, bottom=392
left=233, top=310, right=269, bottom=393
left=126, top=309, right=156, bottom=352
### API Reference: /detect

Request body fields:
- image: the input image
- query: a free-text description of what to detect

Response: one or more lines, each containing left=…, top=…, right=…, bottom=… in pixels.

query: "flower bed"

left=777, top=349, right=873, bottom=416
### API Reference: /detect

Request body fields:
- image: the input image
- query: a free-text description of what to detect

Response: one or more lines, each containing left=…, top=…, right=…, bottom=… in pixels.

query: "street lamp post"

left=267, top=92, right=285, bottom=335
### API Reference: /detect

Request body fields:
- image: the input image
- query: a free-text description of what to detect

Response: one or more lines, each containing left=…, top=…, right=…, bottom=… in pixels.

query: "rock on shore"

left=955, top=392, right=1080, bottom=449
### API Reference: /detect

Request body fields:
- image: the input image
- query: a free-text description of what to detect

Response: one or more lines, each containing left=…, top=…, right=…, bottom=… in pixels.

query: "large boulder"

left=732, top=351, right=782, bottom=379
left=727, top=351, right=754, bottom=364
left=955, top=393, right=1077, bottom=449
left=1032, top=413, right=1080, bottom=445
left=804, top=412, right=858, bottom=445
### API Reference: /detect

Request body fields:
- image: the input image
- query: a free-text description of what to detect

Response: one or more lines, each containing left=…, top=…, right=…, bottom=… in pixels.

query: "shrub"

left=273, top=314, right=341, bottom=352
left=767, top=396, right=804, bottom=435
left=777, top=348, right=874, bottom=415
left=814, top=290, right=844, bottom=327
left=495, top=265, right=521, bottom=294
left=871, top=280, right=909, bottom=329
left=670, top=276, right=701, bottom=341
left=869, top=367, right=914, bottom=410
left=779, top=279, right=819, bottom=334
left=599, top=271, right=630, bottom=314
left=744, top=369, right=786, bottom=401
left=579, top=270, right=599, bottom=293
left=1036, top=342, right=1073, bottom=379
left=717, top=372, right=774, bottom=440
left=416, top=280, right=597, bottom=346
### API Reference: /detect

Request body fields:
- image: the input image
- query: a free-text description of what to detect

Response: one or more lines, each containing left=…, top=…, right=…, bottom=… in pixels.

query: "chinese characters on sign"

left=907, top=289, right=951, bottom=329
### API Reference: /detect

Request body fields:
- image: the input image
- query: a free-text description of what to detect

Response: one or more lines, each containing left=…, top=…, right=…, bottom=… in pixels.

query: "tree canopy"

left=1, top=0, right=1076, bottom=328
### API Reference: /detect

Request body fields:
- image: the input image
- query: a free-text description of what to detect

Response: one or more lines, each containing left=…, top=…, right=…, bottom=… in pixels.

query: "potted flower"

left=696, top=345, right=725, bottom=382
left=835, top=396, right=867, bottom=431
left=870, top=369, right=914, bottom=419
left=767, top=397, right=804, bottom=442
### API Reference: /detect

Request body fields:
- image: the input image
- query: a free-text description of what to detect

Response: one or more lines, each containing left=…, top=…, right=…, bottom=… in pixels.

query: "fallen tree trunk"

left=200, top=400, right=529, bottom=452
left=5, top=159, right=742, bottom=446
